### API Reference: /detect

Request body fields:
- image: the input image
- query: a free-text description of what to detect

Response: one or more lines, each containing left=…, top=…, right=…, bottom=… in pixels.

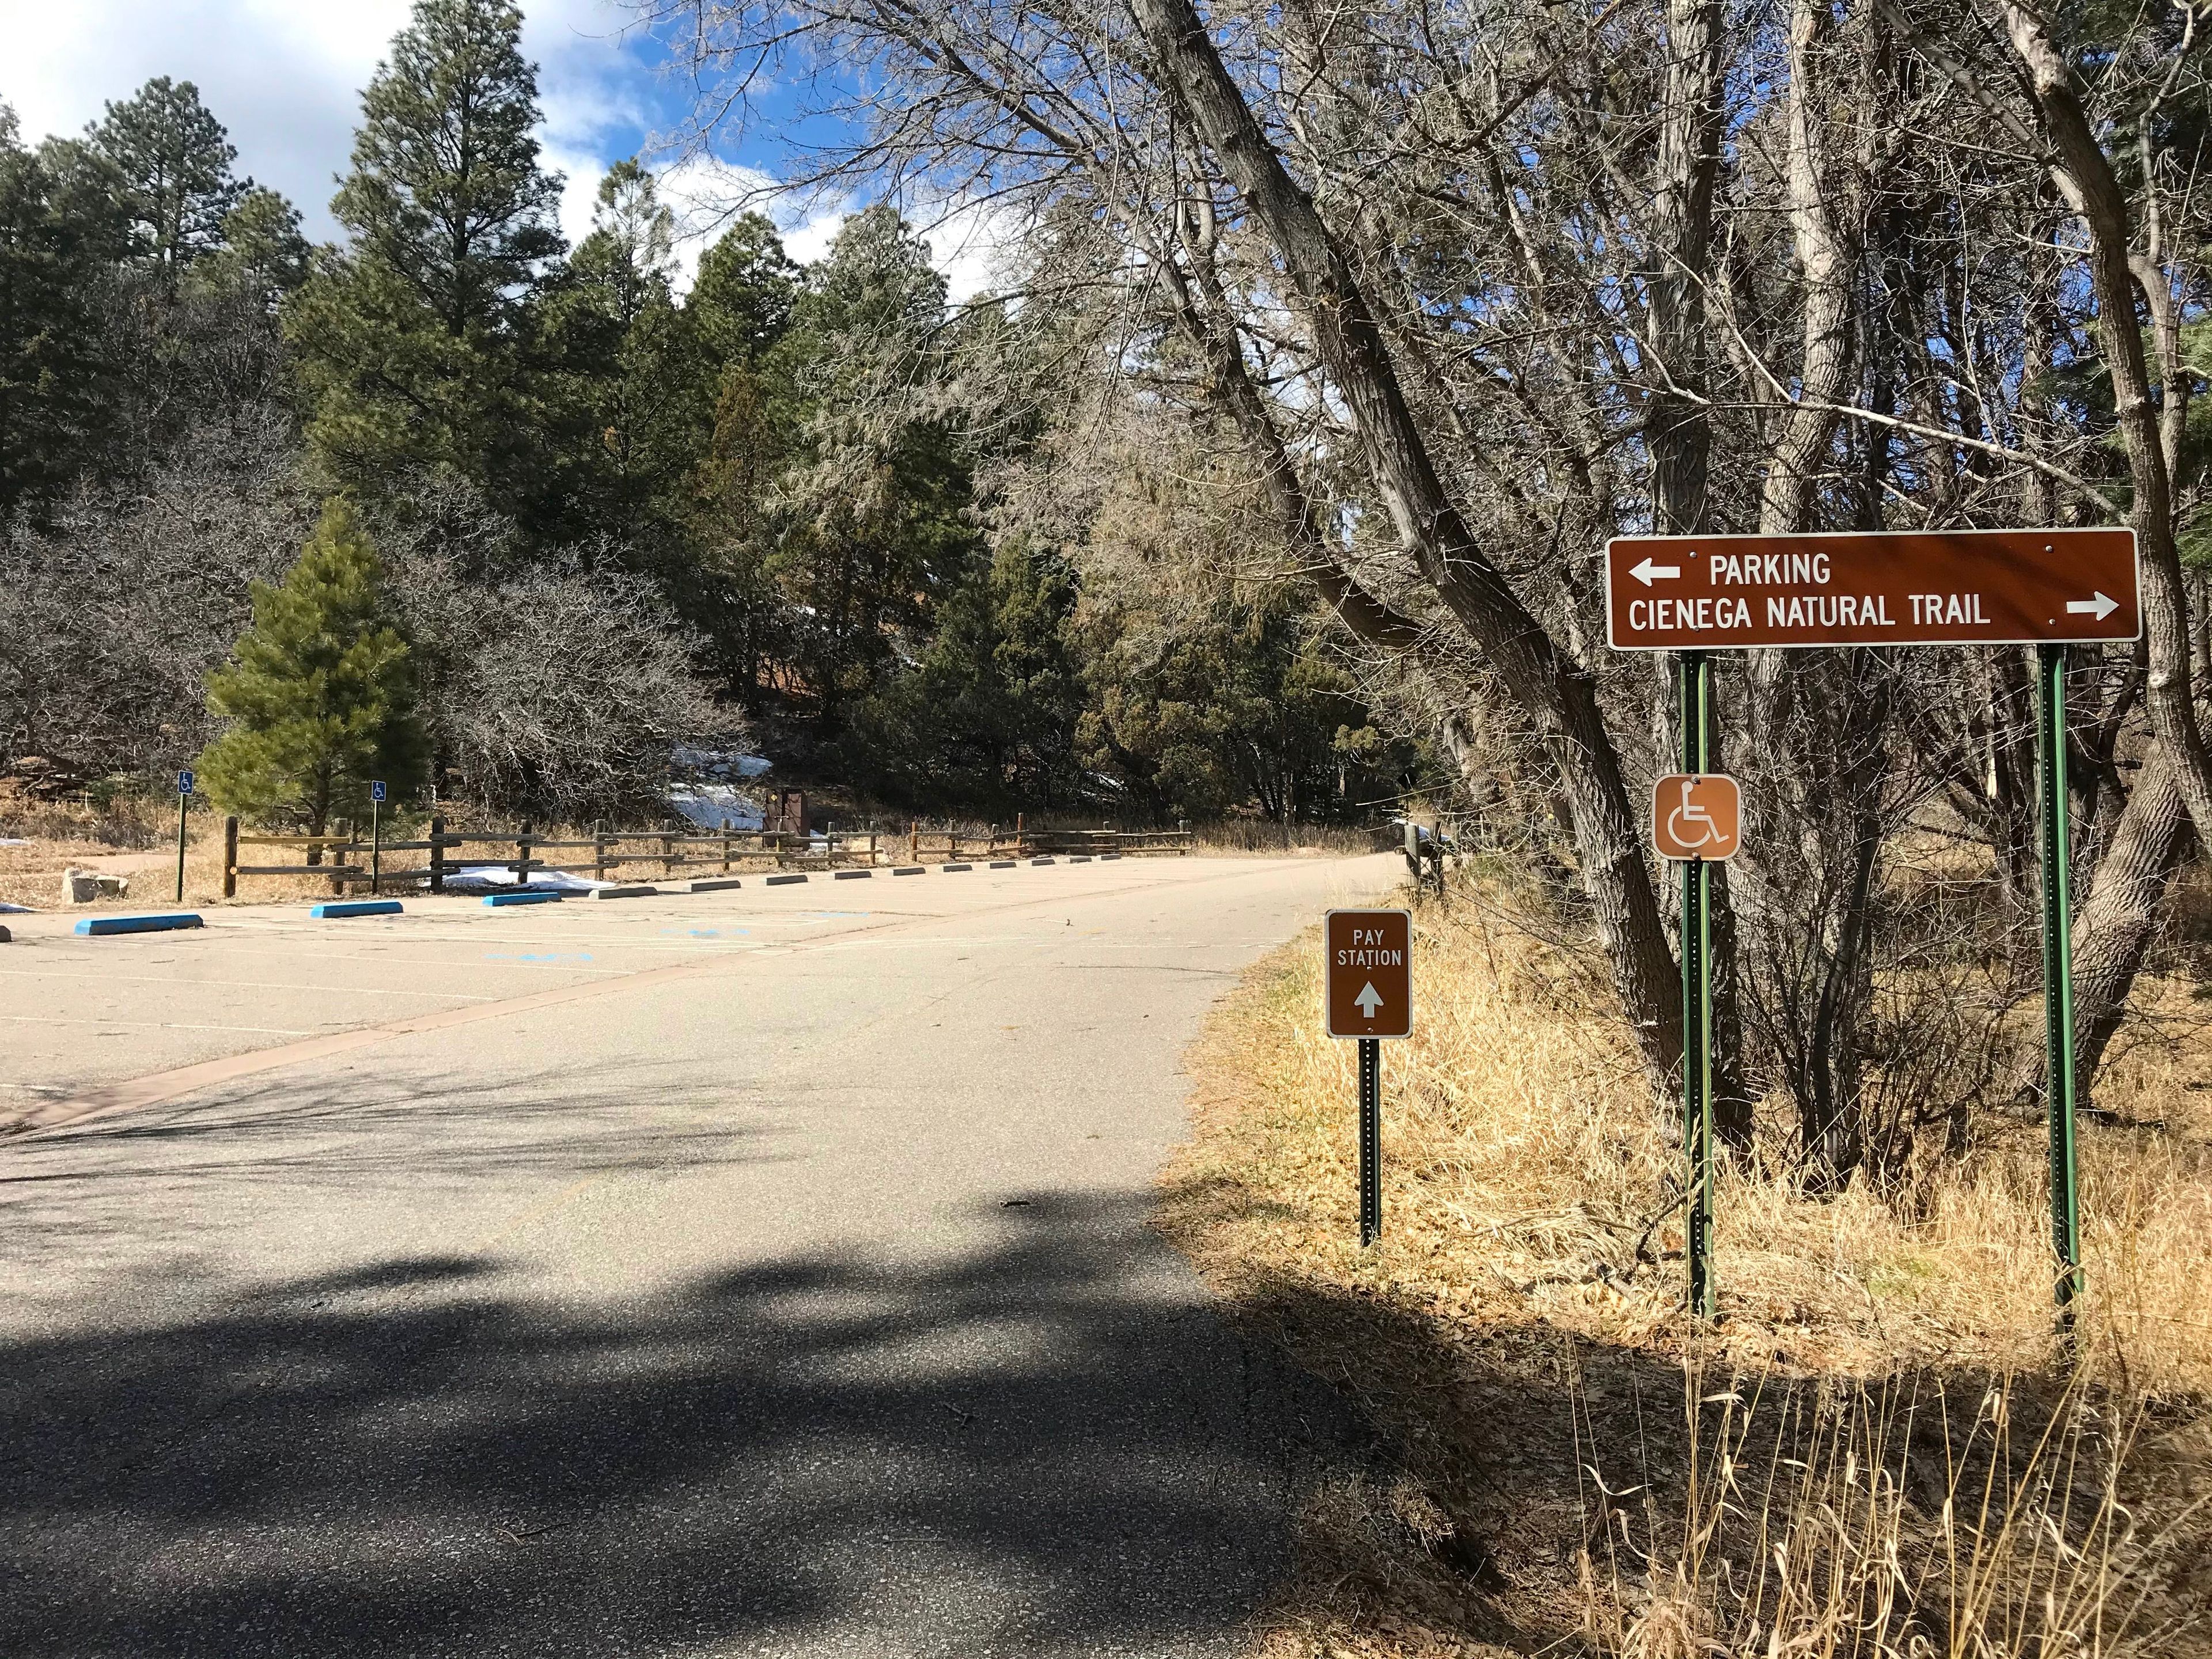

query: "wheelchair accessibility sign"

left=1653, top=773, right=1740, bottom=861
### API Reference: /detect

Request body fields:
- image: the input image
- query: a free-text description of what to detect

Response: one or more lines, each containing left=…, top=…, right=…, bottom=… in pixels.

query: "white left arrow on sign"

left=1354, top=983, right=1384, bottom=1018
left=2065, top=592, right=2119, bottom=620
left=1631, top=557, right=1680, bottom=586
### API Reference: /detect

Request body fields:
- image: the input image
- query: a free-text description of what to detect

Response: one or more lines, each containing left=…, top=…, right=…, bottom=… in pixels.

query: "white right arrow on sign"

left=2065, top=592, right=2119, bottom=620
left=1354, top=983, right=1384, bottom=1018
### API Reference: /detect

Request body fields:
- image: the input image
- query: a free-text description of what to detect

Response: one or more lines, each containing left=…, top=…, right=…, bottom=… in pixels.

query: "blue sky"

left=0, top=0, right=1003, bottom=291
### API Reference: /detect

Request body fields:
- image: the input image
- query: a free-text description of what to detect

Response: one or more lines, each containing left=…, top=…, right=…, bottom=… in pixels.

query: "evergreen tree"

left=684, top=214, right=804, bottom=696
left=188, top=187, right=310, bottom=310
left=88, top=78, right=245, bottom=286
left=543, top=161, right=704, bottom=543
left=688, top=212, right=799, bottom=366
left=844, top=537, right=1083, bottom=809
left=199, top=498, right=425, bottom=833
left=771, top=205, right=979, bottom=725
left=0, top=108, right=119, bottom=510
left=1074, top=588, right=1411, bottom=824
left=285, top=0, right=563, bottom=520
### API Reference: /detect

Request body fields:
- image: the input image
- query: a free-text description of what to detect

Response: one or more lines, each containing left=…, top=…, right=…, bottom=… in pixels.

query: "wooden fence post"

left=429, top=815, right=446, bottom=894
left=514, top=821, right=532, bottom=890
left=722, top=831, right=732, bottom=873
left=223, top=816, right=238, bottom=899
left=661, top=828, right=674, bottom=878
left=594, top=820, right=607, bottom=882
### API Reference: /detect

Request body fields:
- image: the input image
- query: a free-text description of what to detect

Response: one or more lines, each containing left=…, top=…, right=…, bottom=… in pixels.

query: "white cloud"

left=0, top=1, right=413, bottom=238
left=910, top=194, right=1031, bottom=305
left=0, top=0, right=1020, bottom=298
left=0, top=0, right=637, bottom=243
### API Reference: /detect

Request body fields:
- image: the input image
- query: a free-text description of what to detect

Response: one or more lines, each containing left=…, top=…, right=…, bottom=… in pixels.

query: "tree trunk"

left=1998, top=2, right=2212, bottom=856
left=1133, top=0, right=1683, bottom=1087
left=2070, top=742, right=2198, bottom=1083
left=1646, top=0, right=1725, bottom=537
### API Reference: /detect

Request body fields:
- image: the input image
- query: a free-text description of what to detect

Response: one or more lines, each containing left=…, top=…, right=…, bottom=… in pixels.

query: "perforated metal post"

left=1358, top=1036, right=1382, bottom=1246
left=2036, top=644, right=2082, bottom=1317
left=1679, top=651, right=1715, bottom=1320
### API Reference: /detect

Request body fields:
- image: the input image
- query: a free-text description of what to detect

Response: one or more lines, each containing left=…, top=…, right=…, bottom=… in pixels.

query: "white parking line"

left=1, top=1014, right=317, bottom=1037
left=0, top=968, right=498, bottom=1001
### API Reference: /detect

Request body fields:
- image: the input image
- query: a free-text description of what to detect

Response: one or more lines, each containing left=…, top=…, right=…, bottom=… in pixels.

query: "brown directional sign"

left=1326, top=909, right=1412, bottom=1040
left=1605, top=528, right=2140, bottom=651
left=1653, top=774, right=1741, bottom=861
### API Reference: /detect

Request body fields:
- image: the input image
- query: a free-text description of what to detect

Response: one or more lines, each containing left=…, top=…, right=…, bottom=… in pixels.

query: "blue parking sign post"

left=369, top=782, right=386, bottom=894
left=175, top=771, right=194, bottom=902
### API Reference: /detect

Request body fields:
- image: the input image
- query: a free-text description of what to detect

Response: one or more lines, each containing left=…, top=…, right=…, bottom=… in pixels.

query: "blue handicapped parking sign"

left=370, top=780, right=387, bottom=803
left=177, top=770, right=194, bottom=796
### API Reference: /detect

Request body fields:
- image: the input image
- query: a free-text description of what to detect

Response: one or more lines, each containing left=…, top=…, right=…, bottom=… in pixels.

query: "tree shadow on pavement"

left=0, top=1058, right=798, bottom=1277
left=0, top=1192, right=1377, bottom=1659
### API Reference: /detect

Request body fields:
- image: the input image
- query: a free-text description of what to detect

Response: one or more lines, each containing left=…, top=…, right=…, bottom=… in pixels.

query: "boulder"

left=59, top=869, right=128, bottom=903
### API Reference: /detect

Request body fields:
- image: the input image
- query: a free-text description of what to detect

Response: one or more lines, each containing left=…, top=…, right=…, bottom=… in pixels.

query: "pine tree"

left=542, top=161, right=705, bottom=543
left=199, top=499, right=425, bottom=834
left=684, top=214, right=803, bottom=694
left=772, top=204, right=978, bottom=726
left=188, top=187, right=310, bottom=310
left=285, top=0, right=562, bottom=518
left=0, top=107, right=119, bottom=510
left=688, top=213, right=798, bottom=366
left=845, top=537, right=1082, bottom=809
left=88, top=78, right=245, bottom=286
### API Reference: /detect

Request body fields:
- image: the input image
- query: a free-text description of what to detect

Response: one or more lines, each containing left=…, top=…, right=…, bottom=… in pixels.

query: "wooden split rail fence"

left=225, top=818, right=880, bottom=897
left=223, top=816, right=1191, bottom=897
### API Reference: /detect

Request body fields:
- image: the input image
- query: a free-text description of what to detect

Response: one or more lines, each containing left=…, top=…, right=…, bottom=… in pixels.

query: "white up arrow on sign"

left=2066, top=592, right=2120, bottom=620
left=1630, top=557, right=1680, bottom=586
left=1354, top=983, right=1385, bottom=1018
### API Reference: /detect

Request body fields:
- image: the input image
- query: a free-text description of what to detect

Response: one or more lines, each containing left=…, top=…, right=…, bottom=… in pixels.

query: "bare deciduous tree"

left=636, top=0, right=2206, bottom=1177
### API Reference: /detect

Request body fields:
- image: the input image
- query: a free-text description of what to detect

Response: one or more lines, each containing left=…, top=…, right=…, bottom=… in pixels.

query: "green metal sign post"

left=2035, top=645, right=2083, bottom=1316
left=1358, top=1037, right=1382, bottom=1246
left=1603, top=528, right=2139, bottom=1330
left=1678, top=652, right=1717, bottom=1320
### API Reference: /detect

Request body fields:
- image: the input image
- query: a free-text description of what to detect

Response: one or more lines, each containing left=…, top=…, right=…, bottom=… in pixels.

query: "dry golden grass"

left=0, top=825, right=354, bottom=911
left=1163, top=881, right=2212, bottom=1657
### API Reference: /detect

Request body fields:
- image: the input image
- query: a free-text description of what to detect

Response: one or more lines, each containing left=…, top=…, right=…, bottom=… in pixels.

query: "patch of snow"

left=671, top=747, right=771, bottom=781
left=436, top=865, right=615, bottom=894
left=0, top=901, right=31, bottom=912
left=0, top=838, right=31, bottom=847
left=669, top=785, right=766, bottom=832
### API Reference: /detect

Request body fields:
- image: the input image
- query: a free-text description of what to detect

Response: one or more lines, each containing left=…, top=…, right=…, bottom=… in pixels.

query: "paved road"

left=1, top=853, right=1399, bottom=1657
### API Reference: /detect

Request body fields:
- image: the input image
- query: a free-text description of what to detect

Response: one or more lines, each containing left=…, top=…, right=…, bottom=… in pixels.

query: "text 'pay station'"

left=1325, top=909, right=1412, bottom=1040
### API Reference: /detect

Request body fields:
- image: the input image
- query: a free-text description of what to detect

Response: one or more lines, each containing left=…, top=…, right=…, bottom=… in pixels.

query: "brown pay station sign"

left=1605, top=528, right=2141, bottom=652
left=1325, top=909, right=1412, bottom=1040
